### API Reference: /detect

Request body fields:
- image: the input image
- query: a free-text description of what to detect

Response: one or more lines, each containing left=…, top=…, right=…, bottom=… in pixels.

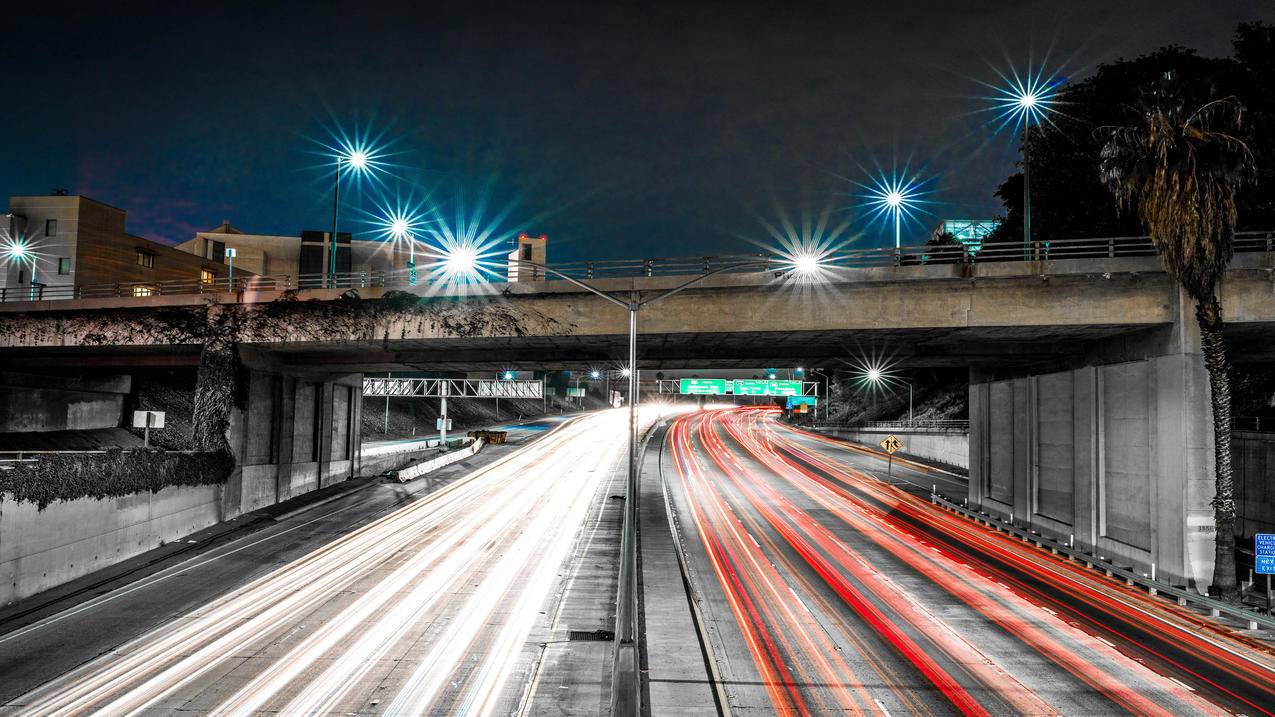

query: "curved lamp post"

left=442, top=248, right=821, bottom=714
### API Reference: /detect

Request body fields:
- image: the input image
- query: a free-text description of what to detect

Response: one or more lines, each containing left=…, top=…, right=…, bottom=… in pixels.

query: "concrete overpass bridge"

left=0, top=236, right=1271, bottom=372
left=1, top=235, right=1272, bottom=593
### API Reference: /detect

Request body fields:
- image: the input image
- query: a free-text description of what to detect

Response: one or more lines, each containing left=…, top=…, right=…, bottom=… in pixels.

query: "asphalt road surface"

left=661, top=407, right=1275, bottom=716
left=0, top=412, right=631, bottom=716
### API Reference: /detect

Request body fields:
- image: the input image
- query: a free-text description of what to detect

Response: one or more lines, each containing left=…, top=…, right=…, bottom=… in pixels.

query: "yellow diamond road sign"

left=880, top=435, right=902, bottom=454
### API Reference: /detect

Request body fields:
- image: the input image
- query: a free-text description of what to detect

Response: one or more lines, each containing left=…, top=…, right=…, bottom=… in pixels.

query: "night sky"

left=6, top=1, right=1272, bottom=261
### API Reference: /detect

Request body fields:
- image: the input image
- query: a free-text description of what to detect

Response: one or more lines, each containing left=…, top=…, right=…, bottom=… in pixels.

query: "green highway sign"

left=732, top=379, right=803, bottom=396
left=680, top=378, right=728, bottom=395
left=786, top=396, right=818, bottom=408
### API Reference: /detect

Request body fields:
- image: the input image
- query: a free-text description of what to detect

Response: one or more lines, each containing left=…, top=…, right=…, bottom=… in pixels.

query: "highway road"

left=0, top=411, right=634, bottom=716
left=661, top=407, right=1275, bottom=716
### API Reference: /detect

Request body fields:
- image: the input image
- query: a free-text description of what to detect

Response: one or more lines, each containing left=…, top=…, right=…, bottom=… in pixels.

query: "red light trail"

left=665, top=407, right=1275, bottom=716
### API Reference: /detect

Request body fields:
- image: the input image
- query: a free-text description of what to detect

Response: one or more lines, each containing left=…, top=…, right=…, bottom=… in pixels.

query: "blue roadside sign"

left=1256, top=533, right=1275, bottom=575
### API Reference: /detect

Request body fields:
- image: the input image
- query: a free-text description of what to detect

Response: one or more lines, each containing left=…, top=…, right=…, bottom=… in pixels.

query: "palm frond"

left=1097, top=72, right=1256, bottom=301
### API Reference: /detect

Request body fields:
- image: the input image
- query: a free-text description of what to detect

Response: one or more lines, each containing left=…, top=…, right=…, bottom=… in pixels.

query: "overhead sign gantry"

left=675, top=378, right=809, bottom=397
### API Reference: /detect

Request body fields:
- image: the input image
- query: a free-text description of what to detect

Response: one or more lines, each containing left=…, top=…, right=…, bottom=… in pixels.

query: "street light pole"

left=1023, top=122, right=1032, bottom=261
left=499, top=256, right=782, bottom=716
left=329, top=157, right=341, bottom=289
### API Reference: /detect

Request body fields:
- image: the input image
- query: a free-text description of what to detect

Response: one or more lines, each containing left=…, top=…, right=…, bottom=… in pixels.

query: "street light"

left=3, top=238, right=38, bottom=300
left=863, top=171, right=926, bottom=252
left=380, top=211, right=424, bottom=285
left=329, top=144, right=380, bottom=288
left=860, top=365, right=913, bottom=425
left=986, top=64, right=1060, bottom=259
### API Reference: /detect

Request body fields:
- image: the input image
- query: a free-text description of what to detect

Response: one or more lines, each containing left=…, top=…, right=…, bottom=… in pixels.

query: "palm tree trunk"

left=1196, top=296, right=1239, bottom=600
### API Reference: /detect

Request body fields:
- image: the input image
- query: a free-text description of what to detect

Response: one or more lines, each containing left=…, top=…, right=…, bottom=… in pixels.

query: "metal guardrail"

left=1234, top=416, right=1273, bottom=432
left=815, top=419, right=970, bottom=431
left=928, top=492, right=1275, bottom=632
left=2, top=231, right=1271, bottom=305
left=0, top=448, right=200, bottom=466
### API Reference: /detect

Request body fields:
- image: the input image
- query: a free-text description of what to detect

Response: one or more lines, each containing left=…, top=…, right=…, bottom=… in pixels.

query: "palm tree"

left=1099, top=72, right=1256, bottom=599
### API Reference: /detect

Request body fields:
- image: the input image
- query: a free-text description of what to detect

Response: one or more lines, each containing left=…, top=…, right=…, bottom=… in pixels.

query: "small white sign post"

left=225, top=247, right=237, bottom=286
left=132, top=410, right=165, bottom=448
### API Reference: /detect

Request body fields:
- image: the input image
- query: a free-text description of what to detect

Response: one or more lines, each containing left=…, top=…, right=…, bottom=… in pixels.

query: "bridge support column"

left=969, top=288, right=1216, bottom=591
left=219, top=355, right=363, bottom=518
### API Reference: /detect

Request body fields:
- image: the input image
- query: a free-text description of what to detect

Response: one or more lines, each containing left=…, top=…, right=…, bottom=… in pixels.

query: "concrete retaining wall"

left=0, top=372, right=130, bottom=433
left=0, top=366, right=368, bottom=605
left=823, top=429, right=968, bottom=470
left=969, top=352, right=1214, bottom=590
left=1235, top=431, right=1275, bottom=538
left=0, top=484, right=223, bottom=604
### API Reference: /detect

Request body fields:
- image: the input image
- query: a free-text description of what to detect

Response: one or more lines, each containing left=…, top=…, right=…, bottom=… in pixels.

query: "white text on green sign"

left=679, top=378, right=728, bottom=395
left=733, top=379, right=803, bottom=396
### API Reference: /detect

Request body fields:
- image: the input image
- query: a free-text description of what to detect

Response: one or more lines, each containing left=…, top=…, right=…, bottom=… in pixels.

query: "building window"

left=136, top=250, right=155, bottom=268
left=45, top=219, right=57, bottom=236
left=16, top=269, right=25, bottom=285
left=132, top=286, right=154, bottom=297
left=206, top=239, right=225, bottom=262
left=200, top=268, right=215, bottom=284
left=57, top=258, right=71, bottom=275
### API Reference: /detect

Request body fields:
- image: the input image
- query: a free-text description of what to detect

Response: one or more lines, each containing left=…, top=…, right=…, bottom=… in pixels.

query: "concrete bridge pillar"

left=969, top=288, right=1216, bottom=591
left=219, top=360, right=364, bottom=518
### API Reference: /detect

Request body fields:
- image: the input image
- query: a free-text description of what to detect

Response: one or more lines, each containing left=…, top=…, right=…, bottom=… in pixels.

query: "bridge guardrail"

left=929, top=492, right=1275, bottom=631
left=814, top=419, right=970, bottom=432
left=1, top=231, right=1271, bottom=304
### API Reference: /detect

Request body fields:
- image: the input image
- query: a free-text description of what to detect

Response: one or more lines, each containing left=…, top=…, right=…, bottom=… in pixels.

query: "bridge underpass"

left=2, top=251, right=1274, bottom=714
left=0, top=252, right=1272, bottom=589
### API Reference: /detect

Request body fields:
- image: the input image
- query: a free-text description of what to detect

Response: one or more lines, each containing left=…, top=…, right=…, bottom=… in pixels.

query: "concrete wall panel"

left=1100, top=362, right=1151, bottom=550
left=824, top=430, right=968, bottom=470
left=1036, top=372, right=1074, bottom=525
left=1235, top=431, right=1275, bottom=536
left=0, top=485, right=222, bottom=604
left=988, top=381, right=1015, bottom=506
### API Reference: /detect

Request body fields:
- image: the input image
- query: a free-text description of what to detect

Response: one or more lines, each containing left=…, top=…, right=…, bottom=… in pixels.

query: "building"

left=178, top=226, right=550, bottom=285
left=177, top=226, right=412, bottom=285
left=178, top=221, right=298, bottom=276
left=931, top=219, right=1000, bottom=254
left=507, top=233, right=547, bottom=282
left=2, top=195, right=238, bottom=297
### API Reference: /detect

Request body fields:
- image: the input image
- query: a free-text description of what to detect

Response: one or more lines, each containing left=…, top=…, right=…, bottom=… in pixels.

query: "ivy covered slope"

left=0, top=290, right=567, bottom=509
left=0, top=448, right=234, bottom=510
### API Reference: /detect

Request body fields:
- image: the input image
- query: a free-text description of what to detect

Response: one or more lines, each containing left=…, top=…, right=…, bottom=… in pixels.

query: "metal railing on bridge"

left=814, top=419, right=970, bottom=432
left=2, top=231, right=1272, bottom=304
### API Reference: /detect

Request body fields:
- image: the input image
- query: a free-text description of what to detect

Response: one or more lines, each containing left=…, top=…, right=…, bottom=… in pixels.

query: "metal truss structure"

left=362, top=377, right=544, bottom=399
left=650, top=379, right=820, bottom=397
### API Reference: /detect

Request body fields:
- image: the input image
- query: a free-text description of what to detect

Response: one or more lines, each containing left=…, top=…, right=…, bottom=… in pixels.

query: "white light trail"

left=12, top=408, right=668, bottom=716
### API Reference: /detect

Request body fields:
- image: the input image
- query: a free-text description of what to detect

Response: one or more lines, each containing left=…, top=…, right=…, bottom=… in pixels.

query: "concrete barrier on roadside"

left=395, top=438, right=484, bottom=482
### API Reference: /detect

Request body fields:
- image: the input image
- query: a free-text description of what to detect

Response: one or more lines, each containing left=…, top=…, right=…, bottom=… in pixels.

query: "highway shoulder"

left=638, top=421, right=720, bottom=716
